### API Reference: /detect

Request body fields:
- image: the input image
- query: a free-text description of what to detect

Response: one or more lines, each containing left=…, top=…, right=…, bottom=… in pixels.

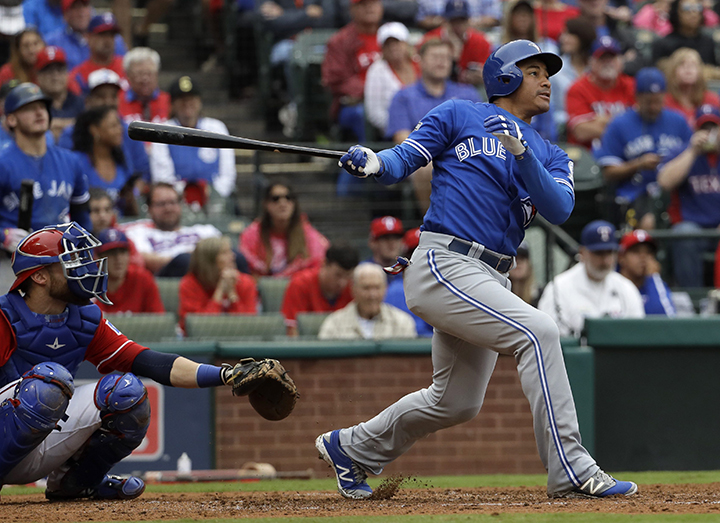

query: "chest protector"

left=0, top=292, right=102, bottom=388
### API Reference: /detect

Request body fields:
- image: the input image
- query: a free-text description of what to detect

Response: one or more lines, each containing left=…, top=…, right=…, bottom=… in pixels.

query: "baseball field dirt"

left=3, top=483, right=720, bottom=521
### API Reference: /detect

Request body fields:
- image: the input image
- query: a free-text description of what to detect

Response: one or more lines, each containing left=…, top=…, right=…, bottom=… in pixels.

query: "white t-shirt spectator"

left=364, top=59, right=404, bottom=135
left=123, top=219, right=222, bottom=259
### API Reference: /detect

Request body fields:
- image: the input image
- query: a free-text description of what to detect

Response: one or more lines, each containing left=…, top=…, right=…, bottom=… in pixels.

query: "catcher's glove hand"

left=222, top=358, right=299, bottom=421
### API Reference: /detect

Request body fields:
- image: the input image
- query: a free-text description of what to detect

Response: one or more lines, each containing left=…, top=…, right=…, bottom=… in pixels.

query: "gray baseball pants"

left=338, top=231, right=599, bottom=495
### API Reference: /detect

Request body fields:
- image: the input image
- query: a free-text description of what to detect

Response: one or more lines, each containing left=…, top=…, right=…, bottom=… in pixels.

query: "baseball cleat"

left=315, top=430, right=373, bottom=499
left=46, top=474, right=145, bottom=501
left=555, top=470, right=638, bottom=498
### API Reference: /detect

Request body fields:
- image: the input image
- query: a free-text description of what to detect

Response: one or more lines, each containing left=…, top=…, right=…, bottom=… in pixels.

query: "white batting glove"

left=2, top=228, right=29, bottom=252
left=338, top=145, right=384, bottom=178
left=484, top=115, right=528, bottom=156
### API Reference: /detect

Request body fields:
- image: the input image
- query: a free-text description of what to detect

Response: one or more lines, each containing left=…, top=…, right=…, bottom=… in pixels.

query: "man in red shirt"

left=281, top=243, right=359, bottom=336
left=118, top=47, right=170, bottom=124
left=421, top=0, right=491, bottom=87
left=69, top=13, right=127, bottom=95
left=321, top=0, right=383, bottom=141
left=566, top=35, right=635, bottom=149
left=93, top=228, right=165, bottom=314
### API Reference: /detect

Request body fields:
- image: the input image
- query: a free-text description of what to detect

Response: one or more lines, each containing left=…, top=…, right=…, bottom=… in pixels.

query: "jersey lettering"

left=688, top=174, right=720, bottom=194
left=455, top=137, right=507, bottom=162
left=105, top=319, right=122, bottom=335
left=47, top=180, right=72, bottom=199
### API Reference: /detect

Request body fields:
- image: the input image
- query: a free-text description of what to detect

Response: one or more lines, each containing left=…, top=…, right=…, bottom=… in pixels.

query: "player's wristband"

left=196, top=364, right=226, bottom=387
left=513, top=140, right=531, bottom=161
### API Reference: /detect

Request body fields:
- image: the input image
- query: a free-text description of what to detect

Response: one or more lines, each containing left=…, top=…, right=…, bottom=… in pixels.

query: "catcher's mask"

left=10, top=222, right=111, bottom=304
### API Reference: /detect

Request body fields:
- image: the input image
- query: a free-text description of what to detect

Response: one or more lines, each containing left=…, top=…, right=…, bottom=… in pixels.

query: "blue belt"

left=448, top=238, right=514, bottom=273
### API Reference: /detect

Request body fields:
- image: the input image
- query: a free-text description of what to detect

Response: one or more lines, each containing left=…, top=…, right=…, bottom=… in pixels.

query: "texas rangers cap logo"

left=597, top=225, right=613, bottom=242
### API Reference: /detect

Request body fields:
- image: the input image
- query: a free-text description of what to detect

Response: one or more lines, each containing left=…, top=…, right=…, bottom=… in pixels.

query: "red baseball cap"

left=35, top=46, right=67, bottom=72
left=619, top=229, right=657, bottom=253
left=62, top=0, right=89, bottom=12
left=403, top=227, right=420, bottom=252
left=370, top=216, right=404, bottom=239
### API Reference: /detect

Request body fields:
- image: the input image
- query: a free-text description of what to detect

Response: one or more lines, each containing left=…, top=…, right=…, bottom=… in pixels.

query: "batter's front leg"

left=339, top=329, right=498, bottom=475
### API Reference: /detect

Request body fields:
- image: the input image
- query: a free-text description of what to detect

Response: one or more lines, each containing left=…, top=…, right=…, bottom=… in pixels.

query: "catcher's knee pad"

left=94, top=373, right=150, bottom=441
left=0, top=362, right=74, bottom=480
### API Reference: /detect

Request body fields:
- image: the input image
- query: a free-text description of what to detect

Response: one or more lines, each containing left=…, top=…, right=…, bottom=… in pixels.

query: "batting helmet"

left=10, top=222, right=110, bottom=304
left=483, top=40, right=563, bottom=102
left=4, top=82, right=52, bottom=116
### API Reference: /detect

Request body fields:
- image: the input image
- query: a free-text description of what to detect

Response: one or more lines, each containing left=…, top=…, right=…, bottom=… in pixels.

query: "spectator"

left=534, top=0, right=580, bottom=42
left=421, top=0, right=491, bottom=87
left=415, top=0, right=501, bottom=30
left=178, top=236, right=258, bottom=333
left=69, top=13, right=126, bottom=94
left=240, top=182, right=329, bottom=277
left=280, top=242, right=359, bottom=336
left=651, top=0, right=720, bottom=76
left=88, top=187, right=145, bottom=266
left=118, top=47, right=170, bottom=124
left=72, top=105, right=137, bottom=215
left=123, top=183, right=223, bottom=276
left=94, top=228, right=165, bottom=314
left=35, top=45, right=84, bottom=142
left=508, top=241, right=540, bottom=306
left=538, top=220, right=645, bottom=338
left=617, top=229, right=676, bottom=315
left=364, top=22, right=417, bottom=138
left=595, top=67, right=691, bottom=230
left=565, top=36, right=635, bottom=149
left=321, top=0, right=383, bottom=142
left=633, top=0, right=673, bottom=36
left=656, top=104, right=720, bottom=288
left=662, top=47, right=720, bottom=128
left=551, top=16, right=596, bottom=134
left=23, top=0, right=65, bottom=40
left=319, top=262, right=416, bottom=339
left=150, top=76, right=236, bottom=207
left=0, top=79, right=20, bottom=148
left=575, top=0, right=634, bottom=50
left=58, top=68, right=150, bottom=183
left=385, top=38, right=479, bottom=212
left=0, top=27, right=44, bottom=86
left=45, top=0, right=126, bottom=71
left=367, top=215, right=404, bottom=269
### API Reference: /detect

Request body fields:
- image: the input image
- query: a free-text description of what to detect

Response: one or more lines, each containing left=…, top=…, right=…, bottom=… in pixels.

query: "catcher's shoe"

left=316, top=430, right=373, bottom=500
left=553, top=470, right=637, bottom=498
left=46, top=475, right=145, bottom=501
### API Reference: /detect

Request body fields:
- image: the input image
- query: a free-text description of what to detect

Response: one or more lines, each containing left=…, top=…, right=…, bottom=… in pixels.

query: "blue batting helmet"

left=483, top=40, right=563, bottom=102
left=10, top=222, right=110, bottom=304
left=3, top=82, right=52, bottom=115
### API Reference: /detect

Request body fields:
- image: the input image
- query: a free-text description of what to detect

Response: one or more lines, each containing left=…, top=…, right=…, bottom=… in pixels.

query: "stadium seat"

left=296, top=312, right=330, bottom=337
left=257, top=277, right=290, bottom=312
left=184, top=313, right=286, bottom=340
left=557, top=143, right=605, bottom=240
left=156, top=278, right=182, bottom=316
left=104, top=313, right=179, bottom=343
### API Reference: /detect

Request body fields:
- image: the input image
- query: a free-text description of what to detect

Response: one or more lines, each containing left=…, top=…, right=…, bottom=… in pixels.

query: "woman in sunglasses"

left=239, top=181, right=329, bottom=277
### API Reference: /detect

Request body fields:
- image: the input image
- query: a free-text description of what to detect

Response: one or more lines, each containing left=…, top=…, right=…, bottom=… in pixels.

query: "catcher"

left=0, top=223, right=299, bottom=501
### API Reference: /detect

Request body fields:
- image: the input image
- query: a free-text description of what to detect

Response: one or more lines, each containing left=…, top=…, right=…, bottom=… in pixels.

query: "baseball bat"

left=17, top=179, right=34, bottom=231
left=128, top=121, right=346, bottom=160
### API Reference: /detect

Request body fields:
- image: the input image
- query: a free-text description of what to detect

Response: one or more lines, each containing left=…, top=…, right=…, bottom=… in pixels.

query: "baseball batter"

left=0, top=222, right=297, bottom=500
left=316, top=40, right=637, bottom=499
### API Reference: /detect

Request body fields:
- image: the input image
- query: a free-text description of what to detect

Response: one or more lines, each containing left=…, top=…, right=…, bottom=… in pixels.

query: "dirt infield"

left=3, top=483, right=720, bottom=521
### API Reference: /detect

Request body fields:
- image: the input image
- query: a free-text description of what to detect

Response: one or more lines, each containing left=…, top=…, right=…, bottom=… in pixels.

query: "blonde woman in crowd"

left=662, top=47, right=720, bottom=127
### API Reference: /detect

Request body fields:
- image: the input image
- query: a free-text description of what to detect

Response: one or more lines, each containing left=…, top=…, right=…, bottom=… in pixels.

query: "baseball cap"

left=62, top=0, right=88, bottom=11
left=695, top=104, right=720, bottom=127
left=88, top=13, right=120, bottom=34
left=95, top=228, right=130, bottom=254
left=619, top=229, right=657, bottom=253
left=403, top=227, right=421, bottom=252
left=516, top=241, right=530, bottom=258
left=35, top=46, right=67, bottom=72
left=370, top=216, right=404, bottom=239
left=590, top=36, right=621, bottom=59
left=88, top=68, right=123, bottom=92
left=580, top=220, right=618, bottom=251
left=635, top=67, right=666, bottom=94
left=444, top=0, right=469, bottom=19
left=169, top=75, right=201, bottom=101
left=377, top=22, right=409, bottom=47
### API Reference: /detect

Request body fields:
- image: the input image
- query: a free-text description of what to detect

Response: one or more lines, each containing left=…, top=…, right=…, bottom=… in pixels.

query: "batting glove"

left=1, top=228, right=28, bottom=252
left=484, top=115, right=528, bottom=156
left=338, top=145, right=385, bottom=178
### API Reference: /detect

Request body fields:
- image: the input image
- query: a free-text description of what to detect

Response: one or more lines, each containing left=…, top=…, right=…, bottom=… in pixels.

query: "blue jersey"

left=595, top=108, right=691, bottom=203
left=75, top=152, right=132, bottom=205
left=638, top=273, right=676, bottom=316
left=384, top=277, right=434, bottom=337
left=377, top=100, right=575, bottom=256
left=0, top=142, right=90, bottom=230
left=45, top=28, right=127, bottom=70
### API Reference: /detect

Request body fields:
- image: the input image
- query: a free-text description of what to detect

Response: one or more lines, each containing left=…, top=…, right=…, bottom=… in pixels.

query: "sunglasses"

left=269, top=194, right=295, bottom=202
left=681, top=4, right=703, bottom=12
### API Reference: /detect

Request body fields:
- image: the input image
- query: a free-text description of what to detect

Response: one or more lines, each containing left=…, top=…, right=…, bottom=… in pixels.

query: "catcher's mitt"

left=222, top=358, right=299, bottom=421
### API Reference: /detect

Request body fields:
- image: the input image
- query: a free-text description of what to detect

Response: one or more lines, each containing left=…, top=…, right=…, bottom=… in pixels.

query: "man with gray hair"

left=118, top=47, right=170, bottom=124
left=318, top=262, right=416, bottom=340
